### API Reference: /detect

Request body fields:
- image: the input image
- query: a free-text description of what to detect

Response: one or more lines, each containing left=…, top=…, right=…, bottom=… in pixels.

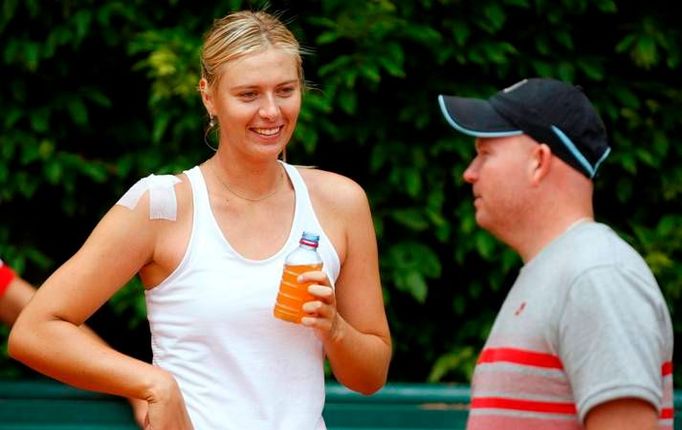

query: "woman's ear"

left=530, top=143, right=553, bottom=185
left=199, top=78, right=214, bottom=115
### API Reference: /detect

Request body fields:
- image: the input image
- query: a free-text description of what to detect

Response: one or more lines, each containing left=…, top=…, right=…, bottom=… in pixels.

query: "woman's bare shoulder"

left=296, top=166, right=369, bottom=210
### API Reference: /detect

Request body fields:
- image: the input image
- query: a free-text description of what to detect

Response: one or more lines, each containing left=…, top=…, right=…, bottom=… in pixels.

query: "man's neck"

left=511, top=213, right=594, bottom=263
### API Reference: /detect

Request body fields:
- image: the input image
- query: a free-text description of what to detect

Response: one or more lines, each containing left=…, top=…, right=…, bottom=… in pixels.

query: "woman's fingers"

left=307, top=284, right=333, bottom=301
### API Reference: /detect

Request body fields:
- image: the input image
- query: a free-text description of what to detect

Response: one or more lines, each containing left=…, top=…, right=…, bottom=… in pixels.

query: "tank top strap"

left=281, top=161, right=316, bottom=240
left=281, top=162, right=311, bottom=214
left=183, top=166, right=209, bottom=212
left=182, top=165, right=220, bottom=248
left=281, top=161, right=341, bottom=283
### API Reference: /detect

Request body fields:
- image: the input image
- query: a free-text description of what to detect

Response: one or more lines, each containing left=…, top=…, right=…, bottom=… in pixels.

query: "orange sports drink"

left=273, top=232, right=323, bottom=324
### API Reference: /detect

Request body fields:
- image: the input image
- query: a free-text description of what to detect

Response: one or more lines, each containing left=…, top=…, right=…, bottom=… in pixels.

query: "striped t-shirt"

left=466, top=221, right=674, bottom=429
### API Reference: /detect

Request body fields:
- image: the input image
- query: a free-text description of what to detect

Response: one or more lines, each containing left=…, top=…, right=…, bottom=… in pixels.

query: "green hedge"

left=1, top=0, right=680, bottom=383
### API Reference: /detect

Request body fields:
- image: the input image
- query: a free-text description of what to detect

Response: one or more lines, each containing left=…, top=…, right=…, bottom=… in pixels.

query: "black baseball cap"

left=438, top=78, right=611, bottom=179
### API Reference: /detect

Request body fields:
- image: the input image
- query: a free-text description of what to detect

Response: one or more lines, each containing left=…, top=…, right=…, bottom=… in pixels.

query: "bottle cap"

left=300, top=231, right=320, bottom=247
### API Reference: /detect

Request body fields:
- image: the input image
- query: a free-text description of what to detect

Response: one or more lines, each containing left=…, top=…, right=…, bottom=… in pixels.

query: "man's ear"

left=530, top=143, right=553, bottom=185
left=199, top=78, right=215, bottom=116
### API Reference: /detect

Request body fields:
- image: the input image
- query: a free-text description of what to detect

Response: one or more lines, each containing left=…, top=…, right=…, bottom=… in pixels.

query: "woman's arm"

left=302, top=171, right=392, bottom=395
left=0, top=268, right=148, bottom=426
left=8, top=194, right=193, bottom=429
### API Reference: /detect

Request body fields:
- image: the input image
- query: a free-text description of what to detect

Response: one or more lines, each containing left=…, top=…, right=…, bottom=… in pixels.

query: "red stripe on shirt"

left=477, top=347, right=564, bottom=369
left=0, top=264, right=16, bottom=296
left=471, top=397, right=577, bottom=415
left=662, top=361, right=673, bottom=376
left=660, top=407, right=674, bottom=419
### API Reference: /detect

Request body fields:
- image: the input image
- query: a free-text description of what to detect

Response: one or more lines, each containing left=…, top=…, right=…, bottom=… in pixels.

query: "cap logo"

left=502, top=79, right=528, bottom=93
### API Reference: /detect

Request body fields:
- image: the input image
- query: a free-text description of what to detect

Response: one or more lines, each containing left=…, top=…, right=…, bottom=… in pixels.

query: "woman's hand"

left=300, top=271, right=342, bottom=342
left=128, top=397, right=149, bottom=429
left=144, top=371, right=194, bottom=430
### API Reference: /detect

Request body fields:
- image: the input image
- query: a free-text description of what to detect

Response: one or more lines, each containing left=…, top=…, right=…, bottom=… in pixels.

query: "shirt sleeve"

left=558, top=265, right=668, bottom=423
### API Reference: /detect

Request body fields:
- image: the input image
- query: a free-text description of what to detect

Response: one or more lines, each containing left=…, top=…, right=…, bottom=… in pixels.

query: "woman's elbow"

left=344, top=362, right=390, bottom=395
left=7, top=316, right=37, bottom=364
left=352, top=373, right=388, bottom=396
left=8, top=327, right=22, bottom=361
left=357, top=345, right=391, bottom=395
left=360, top=381, right=386, bottom=396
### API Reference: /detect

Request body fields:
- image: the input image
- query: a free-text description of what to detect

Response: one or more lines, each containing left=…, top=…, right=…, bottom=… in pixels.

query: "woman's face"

left=202, top=47, right=301, bottom=160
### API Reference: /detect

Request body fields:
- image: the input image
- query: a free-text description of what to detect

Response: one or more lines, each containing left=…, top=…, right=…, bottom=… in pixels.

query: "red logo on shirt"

left=514, top=301, right=526, bottom=316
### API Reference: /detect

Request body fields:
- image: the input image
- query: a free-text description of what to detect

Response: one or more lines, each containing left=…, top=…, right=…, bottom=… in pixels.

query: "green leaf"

left=38, top=140, right=55, bottom=160
left=4, top=109, right=22, bottom=128
left=391, top=208, right=429, bottom=231
left=20, top=141, right=40, bottom=164
left=451, top=20, right=470, bottom=46
left=475, top=230, right=497, bottom=259
left=85, top=89, right=113, bottom=108
left=428, top=347, right=475, bottom=382
left=44, top=159, right=63, bottom=184
left=398, top=271, right=428, bottom=303
left=404, top=167, right=422, bottom=197
left=66, top=97, right=88, bottom=126
left=23, top=41, right=40, bottom=71
left=152, top=114, right=171, bottom=144
left=557, top=62, right=576, bottom=82
left=73, top=10, right=93, bottom=42
left=337, top=90, right=357, bottom=114
left=554, top=30, right=574, bottom=49
left=318, top=55, right=353, bottom=78
left=316, top=31, right=340, bottom=45
left=576, top=58, right=605, bottom=80
left=360, top=62, right=381, bottom=83
left=594, top=0, right=617, bottom=12
left=633, top=35, right=658, bottom=68
left=370, top=144, right=388, bottom=172
left=377, top=43, right=405, bottom=77
left=506, top=0, right=530, bottom=6
left=483, top=4, right=506, bottom=32
left=30, top=109, right=50, bottom=133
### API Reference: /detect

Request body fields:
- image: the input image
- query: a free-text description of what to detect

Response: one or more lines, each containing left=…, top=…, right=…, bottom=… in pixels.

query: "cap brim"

left=438, top=94, right=523, bottom=137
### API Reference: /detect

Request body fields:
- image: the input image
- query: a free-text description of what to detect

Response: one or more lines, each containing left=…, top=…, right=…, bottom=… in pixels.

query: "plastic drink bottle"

left=273, top=231, right=323, bottom=324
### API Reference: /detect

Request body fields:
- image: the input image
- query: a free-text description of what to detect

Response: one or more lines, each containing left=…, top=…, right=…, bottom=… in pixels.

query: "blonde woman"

left=10, top=10, right=391, bottom=430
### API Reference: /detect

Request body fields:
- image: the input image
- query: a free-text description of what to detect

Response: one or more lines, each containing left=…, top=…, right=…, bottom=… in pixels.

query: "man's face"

left=462, top=135, right=538, bottom=237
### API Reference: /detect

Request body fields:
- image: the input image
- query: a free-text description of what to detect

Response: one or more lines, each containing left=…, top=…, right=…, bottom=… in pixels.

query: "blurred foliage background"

left=1, top=0, right=680, bottom=384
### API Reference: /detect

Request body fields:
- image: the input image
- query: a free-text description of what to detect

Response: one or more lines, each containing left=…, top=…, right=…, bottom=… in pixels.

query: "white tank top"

left=145, top=162, right=340, bottom=429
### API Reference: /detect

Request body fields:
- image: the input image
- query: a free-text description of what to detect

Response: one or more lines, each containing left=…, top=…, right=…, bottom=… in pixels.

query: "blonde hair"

left=200, top=10, right=304, bottom=89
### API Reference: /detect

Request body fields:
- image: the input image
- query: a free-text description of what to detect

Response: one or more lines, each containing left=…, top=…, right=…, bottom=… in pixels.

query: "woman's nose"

left=258, top=94, right=279, bottom=120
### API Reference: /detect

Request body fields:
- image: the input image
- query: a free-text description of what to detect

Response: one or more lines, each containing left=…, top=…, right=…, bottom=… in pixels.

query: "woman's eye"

left=278, top=87, right=295, bottom=96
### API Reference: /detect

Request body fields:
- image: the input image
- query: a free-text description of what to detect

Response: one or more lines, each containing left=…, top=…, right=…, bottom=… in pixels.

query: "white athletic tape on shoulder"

left=116, top=174, right=182, bottom=221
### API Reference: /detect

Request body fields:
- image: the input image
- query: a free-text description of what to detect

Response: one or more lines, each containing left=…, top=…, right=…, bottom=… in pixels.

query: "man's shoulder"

left=556, top=222, right=645, bottom=268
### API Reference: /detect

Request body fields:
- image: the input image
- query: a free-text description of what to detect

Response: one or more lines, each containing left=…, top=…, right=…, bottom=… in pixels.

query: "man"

left=438, top=78, right=674, bottom=429
left=0, top=258, right=148, bottom=427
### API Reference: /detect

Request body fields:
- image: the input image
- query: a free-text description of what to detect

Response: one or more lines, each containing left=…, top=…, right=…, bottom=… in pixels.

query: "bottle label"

left=273, top=263, right=323, bottom=324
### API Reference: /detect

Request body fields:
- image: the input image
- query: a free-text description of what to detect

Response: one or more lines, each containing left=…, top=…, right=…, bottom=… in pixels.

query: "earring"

left=204, top=115, right=218, bottom=152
